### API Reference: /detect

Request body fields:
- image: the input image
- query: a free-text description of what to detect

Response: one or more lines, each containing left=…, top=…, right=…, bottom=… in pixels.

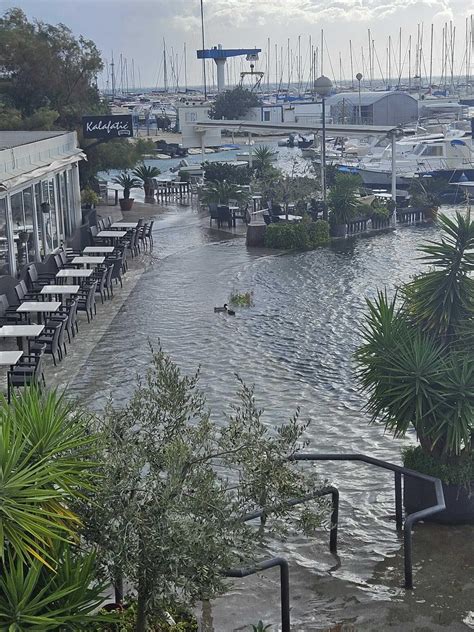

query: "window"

left=421, top=145, right=443, bottom=157
left=11, top=188, right=36, bottom=269
left=0, top=198, right=11, bottom=275
left=48, top=178, right=59, bottom=250
left=263, top=110, right=271, bottom=122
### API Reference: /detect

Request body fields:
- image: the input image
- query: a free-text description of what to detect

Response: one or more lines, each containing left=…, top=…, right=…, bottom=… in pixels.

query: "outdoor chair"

left=109, top=255, right=124, bottom=288
left=14, top=280, right=41, bottom=304
left=137, top=224, right=148, bottom=251
left=31, top=320, right=63, bottom=366
left=77, top=280, right=97, bottom=322
left=0, top=294, right=23, bottom=324
left=97, top=218, right=105, bottom=231
left=91, top=266, right=108, bottom=304
left=217, top=205, right=232, bottom=228
left=209, top=203, right=219, bottom=226
left=8, top=344, right=46, bottom=403
left=144, top=220, right=154, bottom=248
left=104, top=264, right=114, bottom=298
left=54, top=297, right=79, bottom=343
left=104, top=216, right=112, bottom=228
left=25, top=263, right=54, bottom=291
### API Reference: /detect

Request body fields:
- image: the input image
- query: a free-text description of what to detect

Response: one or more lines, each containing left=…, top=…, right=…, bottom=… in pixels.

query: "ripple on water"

left=69, top=206, right=473, bottom=630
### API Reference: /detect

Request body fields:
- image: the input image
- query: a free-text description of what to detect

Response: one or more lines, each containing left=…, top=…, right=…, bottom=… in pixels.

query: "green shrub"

left=264, top=220, right=330, bottom=250
left=403, top=446, right=474, bottom=487
left=202, top=161, right=252, bottom=184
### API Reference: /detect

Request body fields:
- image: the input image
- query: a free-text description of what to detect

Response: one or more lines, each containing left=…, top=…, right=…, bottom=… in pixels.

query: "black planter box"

left=404, top=475, right=474, bottom=525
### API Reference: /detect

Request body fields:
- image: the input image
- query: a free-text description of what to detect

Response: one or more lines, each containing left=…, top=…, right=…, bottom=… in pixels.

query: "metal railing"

left=224, top=452, right=445, bottom=630
left=292, top=453, right=446, bottom=588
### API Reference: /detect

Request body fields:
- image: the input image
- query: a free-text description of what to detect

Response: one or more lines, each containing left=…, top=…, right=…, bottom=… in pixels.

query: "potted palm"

left=327, top=173, right=359, bottom=237
left=355, top=211, right=474, bottom=524
left=132, top=163, right=161, bottom=203
left=112, top=172, right=142, bottom=211
left=200, top=180, right=249, bottom=206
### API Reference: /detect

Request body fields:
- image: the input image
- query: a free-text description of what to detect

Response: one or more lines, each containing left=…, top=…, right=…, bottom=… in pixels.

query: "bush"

left=202, top=161, right=252, bottom=185
left=264, top=220, right=330, bottom=250
left=403, top=446, right=474, bottom=487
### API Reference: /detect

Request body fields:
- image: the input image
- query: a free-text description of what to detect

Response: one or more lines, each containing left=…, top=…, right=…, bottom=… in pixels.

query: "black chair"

left=31, top=320, right=63, bottom=366
left=144, top=220, right=154, bottom=248
left=91, top=266, right=108, bottom=304
left=55, top=297, right=79, bottom=343
left=0, top=294, right=23, bottom=324
left=8, top=344, right=46, bottom=403
left=104, top=264, right=114, bottom=298
left=217, top=205, right=232, bottom=228
left=107, top=252, right=125, bottom=288
left=209, top=203, right=219, bottom=226
left=77, top=280, right=97, bottom=323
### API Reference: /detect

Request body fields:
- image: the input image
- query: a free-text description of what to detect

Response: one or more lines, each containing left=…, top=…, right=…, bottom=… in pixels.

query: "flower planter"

left=403, top=475, right=474, bottom=525
left=119, top=198, right=134, bottom=211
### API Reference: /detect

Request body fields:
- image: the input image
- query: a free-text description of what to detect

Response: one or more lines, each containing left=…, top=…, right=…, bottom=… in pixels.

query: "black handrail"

left=225, top=557, right=290, bottom=632
left=242, top=486, right=339, bottom=554
left=292, top=452, right=446, bottom=588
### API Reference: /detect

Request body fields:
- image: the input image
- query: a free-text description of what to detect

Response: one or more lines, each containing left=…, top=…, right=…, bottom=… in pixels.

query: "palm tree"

left=200, top=180, right=249, bottom=206
left=327, top=173, right=360, bottom=230
left=252, top=146, right=275, bottom=176
left=111, top=173, right=142, bottom=200
left=132, top=163, right=161, bottom=199
left=355, top=211, right=474, bottom=464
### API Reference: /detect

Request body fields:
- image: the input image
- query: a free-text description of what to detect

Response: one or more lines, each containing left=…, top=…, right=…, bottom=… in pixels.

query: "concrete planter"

left=404, top=475, right=474, bottom=525
left=119, top=198, right=134, bottom=211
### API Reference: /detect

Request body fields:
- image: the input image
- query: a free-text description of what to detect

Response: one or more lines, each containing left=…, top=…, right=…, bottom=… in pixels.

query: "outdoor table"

left=56, top=269, right=93, bottom=284
left=96, top=230, right=127, bottom=245
left=40, top=285, right=80, bottom=300
left=0, top=325, right=44, bottom=352
left=110, top=222, right=138, bottom=229
left=16, top=301, right=61, bottom=324
left=71, top=256, right=105, bottom=268
left=278, top=214, right=303, bottom=223
left=83, top=246, right=115, bottom=254
left=0, top=350, right=23, bottom=367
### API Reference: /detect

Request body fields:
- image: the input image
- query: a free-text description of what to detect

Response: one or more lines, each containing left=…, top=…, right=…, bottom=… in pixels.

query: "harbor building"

left=0, top=131, right=84, bottom=276
left=327, top=91, right=418, bottom=126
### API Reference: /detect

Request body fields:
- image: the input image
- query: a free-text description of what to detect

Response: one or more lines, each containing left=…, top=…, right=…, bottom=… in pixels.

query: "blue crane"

left=197, top=44, right=262, bottom=92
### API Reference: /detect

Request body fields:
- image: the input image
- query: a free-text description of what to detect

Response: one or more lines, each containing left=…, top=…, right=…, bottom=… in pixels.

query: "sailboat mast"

left=184, top=43, right=187, bottom=92
left=321, top=29, right=324, bottom=75
left=429, top=23, right=434, bottom=87
left=350, top=39, right=354, bottom=88
left=163, top=39, right=168, bottom=92
left=200, top=0, right=207, bottom=98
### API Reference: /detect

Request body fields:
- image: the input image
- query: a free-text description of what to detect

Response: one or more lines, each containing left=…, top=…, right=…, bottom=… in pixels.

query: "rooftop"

left=326, top=91, right=417, bottom=107
left=0, top=130, right=67, bottom=150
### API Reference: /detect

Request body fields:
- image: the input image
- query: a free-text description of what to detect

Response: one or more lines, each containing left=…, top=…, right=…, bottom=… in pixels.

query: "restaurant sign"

left=82, top=114, right=134, bottom=139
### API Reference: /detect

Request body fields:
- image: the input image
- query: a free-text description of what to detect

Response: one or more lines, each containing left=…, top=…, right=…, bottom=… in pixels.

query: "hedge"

left=264, top=219, right=330, bottom=250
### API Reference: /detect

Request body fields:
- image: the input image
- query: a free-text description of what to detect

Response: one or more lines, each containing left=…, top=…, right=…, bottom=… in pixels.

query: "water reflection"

left=69, top=204, right=473, bottom=631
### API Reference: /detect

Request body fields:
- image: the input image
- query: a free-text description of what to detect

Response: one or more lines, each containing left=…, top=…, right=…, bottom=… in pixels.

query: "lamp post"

left=356, top=72, right=363, bottom=124
left=314, top=75, right=333, bottom=220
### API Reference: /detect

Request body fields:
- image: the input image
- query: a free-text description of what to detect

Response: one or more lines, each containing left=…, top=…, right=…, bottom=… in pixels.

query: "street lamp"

left=314, top=75, right=333, bottom=219
left=356, top=72, right=363, bottom=124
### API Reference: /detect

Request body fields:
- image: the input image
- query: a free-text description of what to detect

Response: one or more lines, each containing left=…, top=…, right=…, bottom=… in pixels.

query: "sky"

left=2, top=0, right=473, bottom=90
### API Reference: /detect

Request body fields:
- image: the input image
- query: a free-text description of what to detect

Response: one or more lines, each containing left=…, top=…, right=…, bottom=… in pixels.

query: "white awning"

left=0, top=151, right=86, bottom=193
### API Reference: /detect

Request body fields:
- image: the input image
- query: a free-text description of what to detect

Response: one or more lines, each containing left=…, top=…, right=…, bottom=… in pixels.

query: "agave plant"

left=355, top=211, right=474, bottom=462
left=132, top=163, right=161, bottom=198
left=111, top=172, right=142, bottom=200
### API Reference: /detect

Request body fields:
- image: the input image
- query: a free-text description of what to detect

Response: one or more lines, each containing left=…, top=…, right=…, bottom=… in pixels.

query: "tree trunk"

left=113, top=571, right=124, bottom=604
left=135, top=537, right=148, bottom=632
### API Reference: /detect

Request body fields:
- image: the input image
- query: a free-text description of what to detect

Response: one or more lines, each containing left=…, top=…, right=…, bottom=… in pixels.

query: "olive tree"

left=82, top=346, right=327, bottom=632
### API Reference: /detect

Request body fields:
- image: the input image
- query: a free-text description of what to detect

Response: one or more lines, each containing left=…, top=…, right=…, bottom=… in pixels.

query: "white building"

left=0, top=131, right=84, bottom=276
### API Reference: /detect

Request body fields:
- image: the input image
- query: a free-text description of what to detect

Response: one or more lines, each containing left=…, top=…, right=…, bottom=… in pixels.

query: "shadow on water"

left=67, top=204, right=473, bottom=631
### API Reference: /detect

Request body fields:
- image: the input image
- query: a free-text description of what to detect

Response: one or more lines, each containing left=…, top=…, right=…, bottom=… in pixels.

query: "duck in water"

left=214, top=304, right=235, bottom=315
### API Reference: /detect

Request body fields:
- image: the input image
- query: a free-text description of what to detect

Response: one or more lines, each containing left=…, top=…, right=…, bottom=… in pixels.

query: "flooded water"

left=70, top=203, right=474, bottom=631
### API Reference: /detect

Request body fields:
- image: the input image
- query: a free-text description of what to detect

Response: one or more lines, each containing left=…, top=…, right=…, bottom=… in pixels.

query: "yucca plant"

left=252, top=146, right=275, bottom=176
left=355, top=211, right=474, bottom=474
left=327, top=173, right=360, bottom=226
left=0, top=543, right=110, bottom=630
left=0, top=388, right=97, bottom=568
left=132, top=163, right=161, bottom=198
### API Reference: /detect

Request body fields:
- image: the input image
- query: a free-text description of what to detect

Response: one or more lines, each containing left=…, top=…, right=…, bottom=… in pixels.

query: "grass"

left=229, top=290, right=254, bottom=307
